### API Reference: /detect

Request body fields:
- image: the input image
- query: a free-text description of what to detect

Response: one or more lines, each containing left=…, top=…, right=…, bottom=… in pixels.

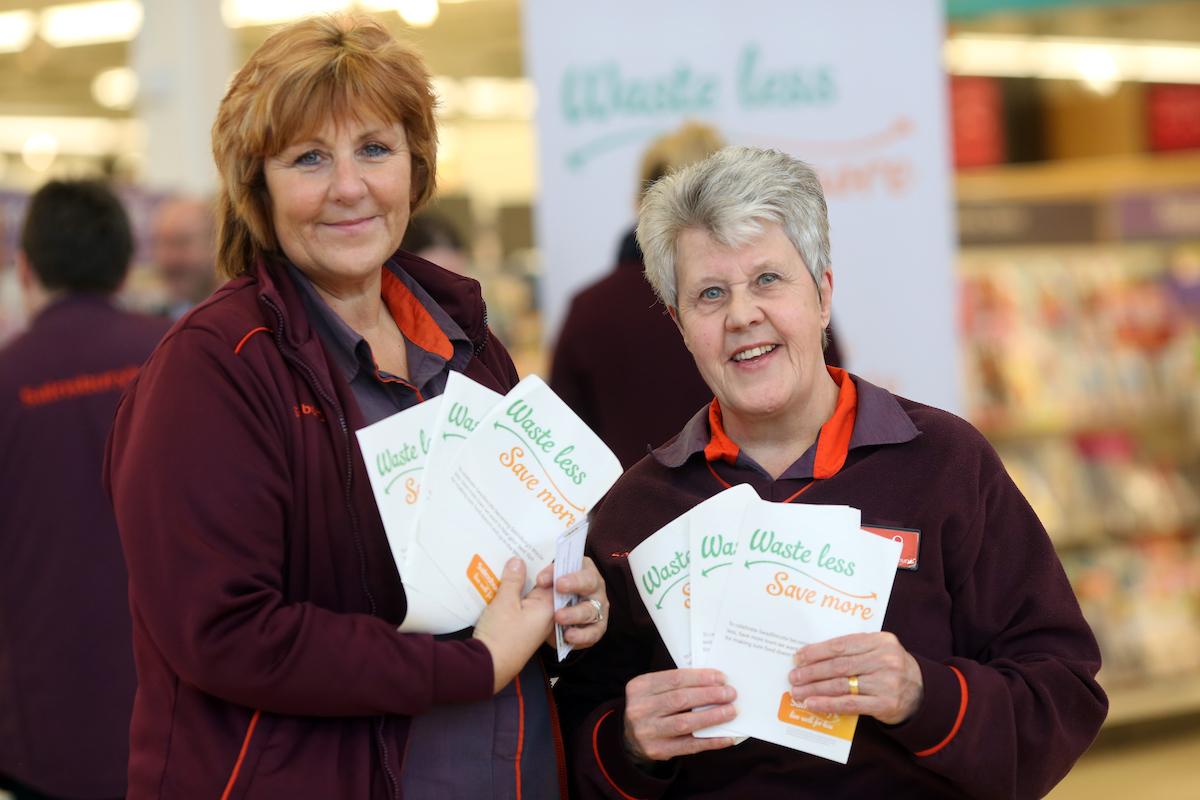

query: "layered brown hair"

left=211, top=14, right=438, bottom=279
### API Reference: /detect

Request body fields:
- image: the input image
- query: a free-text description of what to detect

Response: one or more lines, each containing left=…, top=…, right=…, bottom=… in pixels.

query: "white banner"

left=524, top=0, right=961, bottom=412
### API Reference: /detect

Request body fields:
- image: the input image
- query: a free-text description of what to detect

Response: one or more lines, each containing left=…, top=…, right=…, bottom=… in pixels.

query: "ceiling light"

left=22, top=133, right=59, bottom=173
left=0, top=116, right=144, bottom=158
left=395, top=0, right=439, bottom=28
left=461, top=77, right=535, bottom=119
left=0, top=10, right=37, bottom=53
left=40, top=1, right=143, bottom=48
left=1073, top=47, right=1121, bottom=95
left=220, top=0, right=350, bottom=28
left=945, top=33, right=1200, bottom=86
left=92, top=66, right=139, bottom=110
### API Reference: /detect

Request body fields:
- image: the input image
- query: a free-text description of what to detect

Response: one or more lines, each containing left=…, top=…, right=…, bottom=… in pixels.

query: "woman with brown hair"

left=105, top=14, right=606, bottom=799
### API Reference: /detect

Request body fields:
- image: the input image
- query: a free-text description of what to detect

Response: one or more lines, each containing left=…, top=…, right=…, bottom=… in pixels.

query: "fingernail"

left=506, top=557, right=521, bottom=571
left=722, top=687, right=735, bottom=702
left=715, top=671, right=727, bottom=684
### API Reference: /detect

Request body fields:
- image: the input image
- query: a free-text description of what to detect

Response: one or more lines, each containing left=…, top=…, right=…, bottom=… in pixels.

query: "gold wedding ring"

left=848, top=675, right=860, bottom=696
left=588, top=598, right=604, bottom=624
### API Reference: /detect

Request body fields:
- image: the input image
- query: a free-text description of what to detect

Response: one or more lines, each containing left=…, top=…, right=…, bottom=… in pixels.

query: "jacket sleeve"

left=878, top=449, right=1107, bottom=799
left=554, top=500, right=678, bottom=799
left=105, top=327, right=494, bottom=717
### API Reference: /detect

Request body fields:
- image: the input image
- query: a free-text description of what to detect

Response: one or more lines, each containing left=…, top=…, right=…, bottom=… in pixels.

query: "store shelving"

left=956, top=159, right=1200, bottom=725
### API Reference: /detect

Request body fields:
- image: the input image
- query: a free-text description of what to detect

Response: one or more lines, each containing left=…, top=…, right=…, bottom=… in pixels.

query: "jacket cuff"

left=879, top=655, right=968, bottom=757
left=432, top=638, right=495, bottom=705
left=589, top=702, right=677, bottom=799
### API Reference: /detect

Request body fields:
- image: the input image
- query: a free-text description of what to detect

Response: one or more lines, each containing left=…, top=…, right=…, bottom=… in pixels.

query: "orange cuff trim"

left=813, top=366, right=858, bottom=479
left=914, top=666, right=968, bottom=758
left=219, top=708, right=261, bottom=800
left=703, top=400, right=740, bottom=465
left=234, top=326, right=270, bottom=355
left=593, top=709, right=644, bottom=800
left=381, top=269, right=453, bottom=361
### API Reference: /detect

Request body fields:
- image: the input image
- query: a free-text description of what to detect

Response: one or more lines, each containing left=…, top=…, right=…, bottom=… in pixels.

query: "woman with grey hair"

left=555, top=146, right=1106, bottom=799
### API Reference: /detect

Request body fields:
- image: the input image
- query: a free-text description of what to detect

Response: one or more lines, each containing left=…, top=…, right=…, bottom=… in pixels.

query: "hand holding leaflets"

left=356, top=373, right=621, bottom=660
left=629, top=486, right=903, bottom=763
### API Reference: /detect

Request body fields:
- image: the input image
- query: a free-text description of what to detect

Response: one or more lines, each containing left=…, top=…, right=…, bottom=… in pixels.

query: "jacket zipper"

left=260, top=296, right=400, bottom=799
left=473, top=307, right=488, bottom=357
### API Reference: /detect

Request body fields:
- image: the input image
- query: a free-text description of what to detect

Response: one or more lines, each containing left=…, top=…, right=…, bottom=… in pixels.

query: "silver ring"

left=588, top=598, right=604, bottom=624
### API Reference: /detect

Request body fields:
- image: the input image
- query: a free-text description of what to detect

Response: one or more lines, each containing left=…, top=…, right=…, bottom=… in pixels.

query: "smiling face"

left=263, top=114, right=413, bottom=294
left=674, top=221, right=833, bottom=435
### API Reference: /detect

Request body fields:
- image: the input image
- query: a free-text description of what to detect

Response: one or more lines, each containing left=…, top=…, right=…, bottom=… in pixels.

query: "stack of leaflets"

left=356, top=373, right=622, bottom=659
left=628, top=485, right=903, bottom=763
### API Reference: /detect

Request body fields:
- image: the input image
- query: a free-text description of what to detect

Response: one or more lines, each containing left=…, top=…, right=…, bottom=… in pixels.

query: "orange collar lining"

left=704, top=366, right=858, bottom=480
left=380, top=269, right=453, bottom=361
left=703, top=400, right=741, bottom=465
left=813, top=366, right=858, bottom=479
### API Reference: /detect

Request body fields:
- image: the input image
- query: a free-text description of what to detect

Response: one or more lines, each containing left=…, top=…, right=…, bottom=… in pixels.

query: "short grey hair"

left=637, top=146, right=831, bottom=310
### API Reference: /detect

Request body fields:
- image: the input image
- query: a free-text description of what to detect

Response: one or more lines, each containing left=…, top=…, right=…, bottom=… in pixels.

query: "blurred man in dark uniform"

left=0, top=180, right=168, bottom=800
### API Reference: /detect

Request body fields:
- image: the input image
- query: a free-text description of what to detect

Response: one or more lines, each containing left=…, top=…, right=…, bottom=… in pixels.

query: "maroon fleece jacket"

left=0, top=295, right=167, bottom=799
left=554, top=375, right=1106, bottom=800
left=104, top=253, right=521, bottom=799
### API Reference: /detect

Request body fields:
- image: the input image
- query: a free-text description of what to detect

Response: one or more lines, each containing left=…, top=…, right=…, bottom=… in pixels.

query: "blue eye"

left=293, top=150, right=322, bottom=167
left=758, top=272, right=780, bottom=286
left=362, top=142, right=391, bottom=158
left=700, top=287, right=723, bottom=301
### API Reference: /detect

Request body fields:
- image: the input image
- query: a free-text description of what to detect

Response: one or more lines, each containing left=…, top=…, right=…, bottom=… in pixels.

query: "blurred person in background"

left=103, top=15, right=607, bottom=799
left=149, top=195, right=218, bottom=319
left=550, top=122, right=725, bottom=470
left=551, top=122, right=841, bottom=470
left=554, top=147, right=1106, bottom=799
left=401, top=209, right=470, bottom=276
left=0, top=180, right=169, bottom=800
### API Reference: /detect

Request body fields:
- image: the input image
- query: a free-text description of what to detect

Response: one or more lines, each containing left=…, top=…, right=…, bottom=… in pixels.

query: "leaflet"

left=628, top=516, right=692, bottom=669
left=686, top=484, right=758, bottom=669
left=685, top=485, right=758, bottom=742
left=355, top=396, right=444, bottom=571
left=553, top=518, right=590, bottom=661
left=398, top=372, right=505, bottom=625
left=397, top=580, right=475, bottom=634
left=412, top=371, right=503, bottom=539
left=414, top=375, right=622, bottom=619
left=703, top=501, right=900, bottom=763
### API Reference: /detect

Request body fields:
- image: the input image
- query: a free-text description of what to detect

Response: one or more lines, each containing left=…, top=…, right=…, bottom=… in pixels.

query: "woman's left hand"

left=788, top=632, right=923, bottom=725
left=535, top=556, right=608, bottom=650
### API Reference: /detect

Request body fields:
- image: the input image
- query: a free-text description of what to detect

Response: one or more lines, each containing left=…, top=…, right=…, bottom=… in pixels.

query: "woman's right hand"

left=473, top=557, right=554, bottom=693
left=623, top=669, right=739, bottom=763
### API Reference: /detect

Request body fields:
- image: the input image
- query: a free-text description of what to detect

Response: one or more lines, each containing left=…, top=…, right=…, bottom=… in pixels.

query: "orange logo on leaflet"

left=467, top=554, right=499, bottom=603
left=776, top=693, right=858, bottom=741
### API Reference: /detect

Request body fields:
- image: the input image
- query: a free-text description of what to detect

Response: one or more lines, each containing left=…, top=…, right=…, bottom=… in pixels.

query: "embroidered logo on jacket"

left=292, top=403, right=326, bottom=423
left=19, top=365, right=140, bottom=407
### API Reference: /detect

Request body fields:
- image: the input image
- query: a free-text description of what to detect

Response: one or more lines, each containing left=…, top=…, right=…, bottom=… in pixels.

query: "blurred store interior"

left=1, top=1, right=1199, bottom=797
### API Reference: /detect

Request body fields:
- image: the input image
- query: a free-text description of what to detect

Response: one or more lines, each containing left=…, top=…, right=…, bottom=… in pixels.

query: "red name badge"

left=862, top=525, right=920, bottom=571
